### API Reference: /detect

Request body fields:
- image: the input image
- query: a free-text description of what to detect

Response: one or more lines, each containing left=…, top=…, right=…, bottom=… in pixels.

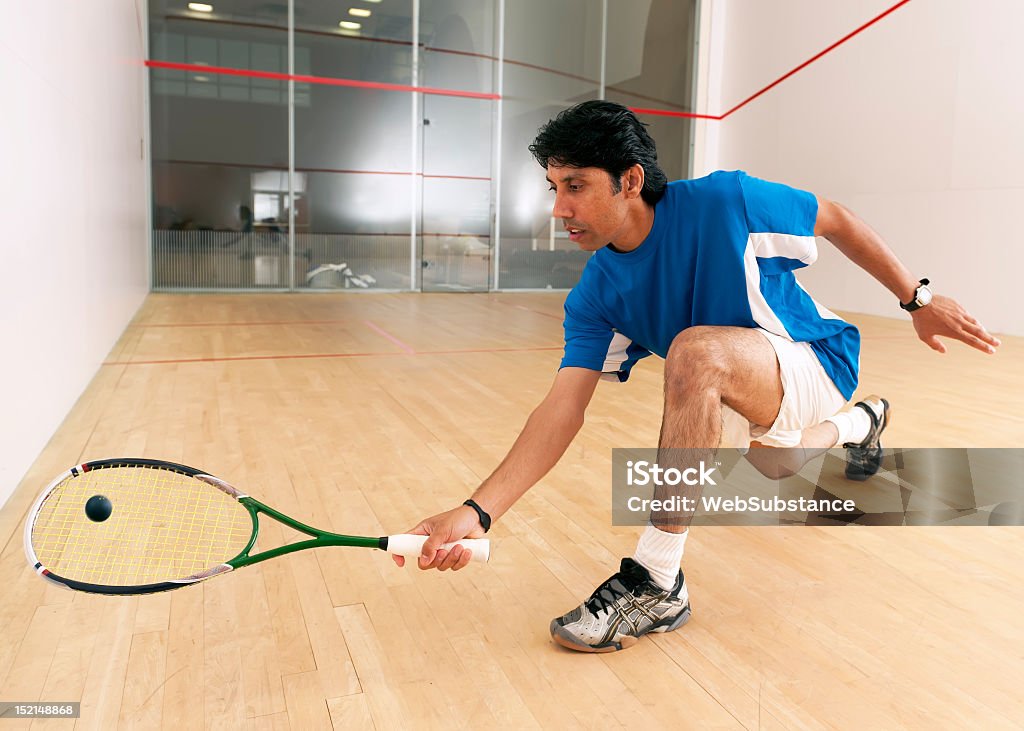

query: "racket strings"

left=30, top=465, right=253, bottom=586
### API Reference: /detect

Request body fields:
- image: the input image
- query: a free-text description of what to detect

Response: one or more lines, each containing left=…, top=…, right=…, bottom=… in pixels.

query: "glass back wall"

left=293, top=1, right=416, bottom=291
left=150, top=1, right=291, bottom=288
left=148, top=0, right=697, bottom=291
left=419, top=0, right=496, bottom=292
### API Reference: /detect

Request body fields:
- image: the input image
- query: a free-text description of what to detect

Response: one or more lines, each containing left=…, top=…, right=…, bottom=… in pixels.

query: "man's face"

left=545, top=164, right=628, bottom=252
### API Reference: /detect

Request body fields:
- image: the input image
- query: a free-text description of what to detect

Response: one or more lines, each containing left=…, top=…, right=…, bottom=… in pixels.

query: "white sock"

left=824, top=406, right=872, bottom=447
left=633, top=525, right=688, bottom=592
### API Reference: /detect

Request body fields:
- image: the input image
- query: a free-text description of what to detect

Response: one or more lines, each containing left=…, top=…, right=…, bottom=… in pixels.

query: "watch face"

left=918, top=286, right=933, bottom=306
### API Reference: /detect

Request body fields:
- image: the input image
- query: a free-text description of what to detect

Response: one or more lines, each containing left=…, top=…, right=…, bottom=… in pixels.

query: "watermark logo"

left=625, top=460, right=718, bottom=487
left=611, top=447, right=1024, bottom=526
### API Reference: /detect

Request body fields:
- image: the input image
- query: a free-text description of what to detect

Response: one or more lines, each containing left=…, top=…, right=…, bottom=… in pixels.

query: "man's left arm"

left=814, top=197, right=1001, bottom=355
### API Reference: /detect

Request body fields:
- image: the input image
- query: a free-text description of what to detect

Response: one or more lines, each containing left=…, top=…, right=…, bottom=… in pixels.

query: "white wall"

left=0, top=1, right=149, bottom=507
left=694, top=0, right=1023, bottom=336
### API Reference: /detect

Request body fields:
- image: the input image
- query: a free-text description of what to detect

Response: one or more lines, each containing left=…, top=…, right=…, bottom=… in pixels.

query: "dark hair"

left=529, top=100, right=668, bottom=205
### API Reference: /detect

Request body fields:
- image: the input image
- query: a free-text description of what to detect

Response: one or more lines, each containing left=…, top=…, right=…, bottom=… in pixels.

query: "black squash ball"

left=85, top=495, right=113, bottom=522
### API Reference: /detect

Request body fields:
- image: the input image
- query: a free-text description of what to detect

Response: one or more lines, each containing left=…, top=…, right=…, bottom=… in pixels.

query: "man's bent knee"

left=664, top=327, right=783, bottom=427
left=665, top=327, right=735, bottom=391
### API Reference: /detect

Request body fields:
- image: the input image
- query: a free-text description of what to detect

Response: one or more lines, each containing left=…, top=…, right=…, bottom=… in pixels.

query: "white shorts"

left=720, top=329, right=848, bottom=449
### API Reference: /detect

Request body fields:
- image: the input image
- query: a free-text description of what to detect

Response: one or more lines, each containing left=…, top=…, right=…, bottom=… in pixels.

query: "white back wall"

left=0, top=1, right=149, bottom=507
left=695, top=0, right=1022, bottom=336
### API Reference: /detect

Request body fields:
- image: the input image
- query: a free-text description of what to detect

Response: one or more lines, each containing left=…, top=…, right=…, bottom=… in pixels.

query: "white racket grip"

left=386, top=534, right=490, bottom=563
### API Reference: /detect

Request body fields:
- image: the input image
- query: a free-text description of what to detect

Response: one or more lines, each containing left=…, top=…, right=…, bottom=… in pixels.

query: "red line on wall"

left=146, top=60, right=499, bottom=100
left=154, top=231, right=487, bottom=237
left=629, top=106, right=722, bottom=121
left=151, top=0, right=912, bottom=121
left=155, top=158, right=490, bottom=182
left=718, top=0, right=914, bottom=119
left=423, top=174, right=491, bottom=181
left=637, top=0, right=914, bottom=120
left=161, top=14, right=693, bottom=113
left=150, top=58, right=699, bottom=118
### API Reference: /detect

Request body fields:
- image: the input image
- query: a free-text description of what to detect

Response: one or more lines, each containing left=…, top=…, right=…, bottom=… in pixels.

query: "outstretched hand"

left=911, top=295, right=1000, bottom=354
left=391, top=505, right=486, bottom=571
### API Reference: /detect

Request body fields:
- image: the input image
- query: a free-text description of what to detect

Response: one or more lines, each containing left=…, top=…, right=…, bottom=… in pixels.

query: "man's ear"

left=623, top=164, right=645, bottom=199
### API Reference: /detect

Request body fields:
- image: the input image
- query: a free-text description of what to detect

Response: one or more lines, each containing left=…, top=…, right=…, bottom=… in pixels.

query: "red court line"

left=488, top=296, right=564, bottom=320
left=156, top=158, right=408, bottom=176
left=426, top=346, right=562, bottom=357
left=161, top=14, right=692, bottom=113
left=153, top=230, right=486, bottom=237
left=504, top=303, right=563, bottom=321
left=423, top=174, right=491, bottom=181
left=363, top=320, right=416, bottom=354
left=133, top=319, right=352, bottom=328
left=630, top=106, right=723, bottom=121
left=599, top=0, right=916, bottom=121
left=135, top=298, right=545, bottom=329
left=151, top=1, right=912, bottom=122
left=104, top=351, right=402, bottom=366
left=146, top=60, right=499, bottom=100
left=149, top=58, right=695, bottom=117
left=155, top=158, right=491, bottom=182
left=102, top=344, right=562, bottom=366
left=718, top=0, right=913, bottom=120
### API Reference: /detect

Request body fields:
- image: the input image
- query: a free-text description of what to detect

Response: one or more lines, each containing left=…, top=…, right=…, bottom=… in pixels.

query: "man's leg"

left=744, top=423, right=838, bottom=479
left=551, top=326, right=785, bottom=653
left=659, top=325, right=785, bottom=454
left=745, top=397, right=892, bottom=480
left=634, top=326, right=783, bottom=583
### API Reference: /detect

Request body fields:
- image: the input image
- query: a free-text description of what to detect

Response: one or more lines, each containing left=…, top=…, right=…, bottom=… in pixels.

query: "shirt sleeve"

left=560, top=289, right=652, bottom=382
left=560, top=288, right=615, bottom=373
left=738, top=172, right=819, bottom=273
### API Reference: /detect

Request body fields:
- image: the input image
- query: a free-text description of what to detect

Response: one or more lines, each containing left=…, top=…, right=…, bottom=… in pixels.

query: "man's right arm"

left=392, top=366, right=602, bottom=571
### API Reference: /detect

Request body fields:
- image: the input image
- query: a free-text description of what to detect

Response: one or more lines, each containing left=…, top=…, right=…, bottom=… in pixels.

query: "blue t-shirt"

left=560, top=170, right=860, bottom=400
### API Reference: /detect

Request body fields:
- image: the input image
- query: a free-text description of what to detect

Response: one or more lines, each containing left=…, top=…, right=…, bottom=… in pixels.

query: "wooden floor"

left=1, top=292, right=1022, bottom=730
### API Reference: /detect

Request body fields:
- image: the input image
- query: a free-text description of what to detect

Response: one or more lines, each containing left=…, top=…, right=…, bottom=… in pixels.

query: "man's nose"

left=551, top=192, right=572, bottom=220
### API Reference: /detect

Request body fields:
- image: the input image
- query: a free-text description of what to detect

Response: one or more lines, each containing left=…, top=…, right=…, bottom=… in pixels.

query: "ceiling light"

left=349, top=8, right=371, bottom=17
left=193, top=75, right=210, bottom=82
left=339, top=20, right=361, bottom=30
left=188, top=3, right=213, bottom=12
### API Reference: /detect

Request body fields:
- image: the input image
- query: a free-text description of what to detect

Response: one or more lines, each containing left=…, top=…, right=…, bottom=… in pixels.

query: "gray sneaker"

left=844, top=395, right=891, bottom=481
left=549, top=558, right=691, bottom=653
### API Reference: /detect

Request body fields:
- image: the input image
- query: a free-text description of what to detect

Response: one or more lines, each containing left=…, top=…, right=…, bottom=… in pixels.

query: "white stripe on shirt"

left=743, top=240, right=793, bottom=339
left=749, top=232, right=818, bottom=266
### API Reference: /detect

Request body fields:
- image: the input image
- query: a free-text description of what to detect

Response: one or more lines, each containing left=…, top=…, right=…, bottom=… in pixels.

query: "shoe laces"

left=585, top=561, right=648, bottom=616
left=847, top=445, right=874, bottom=463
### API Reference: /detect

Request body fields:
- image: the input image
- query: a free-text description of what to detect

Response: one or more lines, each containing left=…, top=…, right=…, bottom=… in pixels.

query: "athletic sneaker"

left=844, top=395, right=891, bottom=481
left=549, top=558, right=691, bottom=653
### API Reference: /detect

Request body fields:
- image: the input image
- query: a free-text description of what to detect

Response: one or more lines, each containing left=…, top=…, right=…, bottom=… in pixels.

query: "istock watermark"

left=612, top=448, right=1024, bottom=526
left=625, top=460, right=718, bottom=487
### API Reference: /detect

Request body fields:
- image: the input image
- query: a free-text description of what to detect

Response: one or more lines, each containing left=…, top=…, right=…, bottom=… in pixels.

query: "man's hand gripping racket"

left=391, top=503, right=488, bottom=571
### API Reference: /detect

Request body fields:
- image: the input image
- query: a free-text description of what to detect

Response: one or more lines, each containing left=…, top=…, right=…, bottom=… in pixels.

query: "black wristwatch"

left=899, top=278, right=933, bottom=312
left=462, top=499, right=492, bottom=533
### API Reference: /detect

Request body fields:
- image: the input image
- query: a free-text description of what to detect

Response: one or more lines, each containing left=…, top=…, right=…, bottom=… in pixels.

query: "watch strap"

left=462, top=499, right=492, bottom=533
left=899, top=278, right=930, bottom=312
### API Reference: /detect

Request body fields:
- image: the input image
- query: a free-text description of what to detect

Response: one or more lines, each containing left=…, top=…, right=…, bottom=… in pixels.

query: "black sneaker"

left=549, top=558, right=691, bottom=653
left=844, top=395, right=891, bottom=481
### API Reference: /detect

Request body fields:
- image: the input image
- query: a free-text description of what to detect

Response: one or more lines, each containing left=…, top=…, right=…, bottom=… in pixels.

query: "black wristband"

left=462, top=499, right=492, bottom=533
